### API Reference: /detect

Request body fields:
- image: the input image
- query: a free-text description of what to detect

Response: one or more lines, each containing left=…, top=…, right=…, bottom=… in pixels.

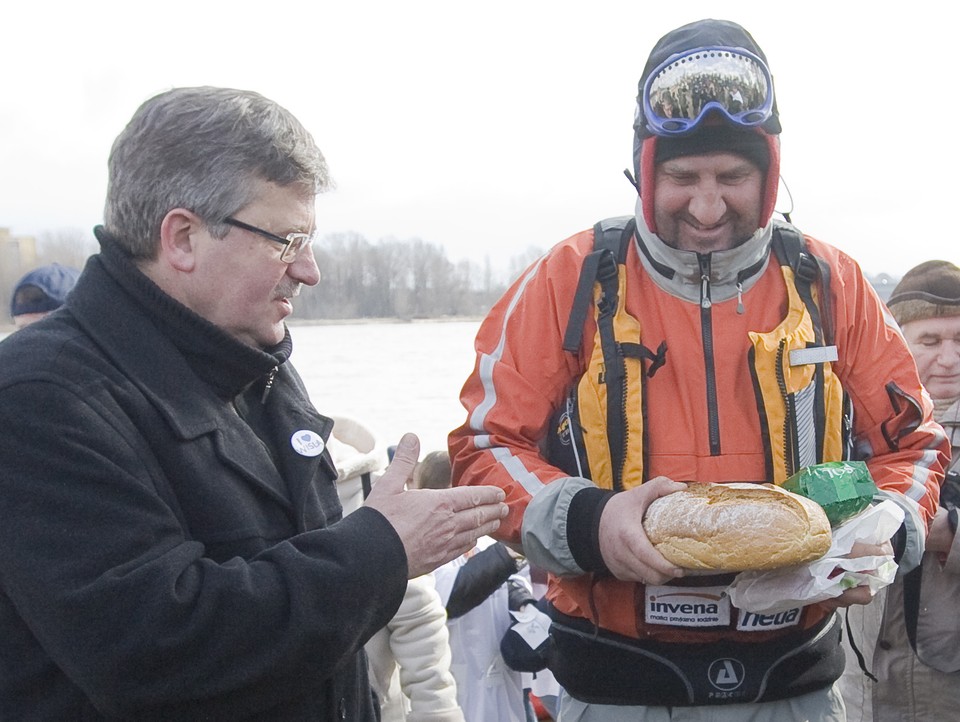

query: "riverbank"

left=1, top=315, right=485, bottom=337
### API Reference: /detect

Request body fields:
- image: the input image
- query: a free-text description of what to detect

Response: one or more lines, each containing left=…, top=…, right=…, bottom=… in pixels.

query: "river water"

left=289, top=319, right=483, bottom=456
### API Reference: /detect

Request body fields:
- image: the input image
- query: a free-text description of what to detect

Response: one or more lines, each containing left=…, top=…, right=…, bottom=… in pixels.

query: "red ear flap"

left=759, top=134, right=781, bottom=226
left=640, top=137, right=658, bottom=234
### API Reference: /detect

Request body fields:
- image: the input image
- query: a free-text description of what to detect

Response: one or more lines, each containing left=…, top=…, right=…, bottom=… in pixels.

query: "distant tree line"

left=3, top=228, right=545, bottom=323
left=5, top=227, right=905, bottom=322
left=298, top=232, right=530, bottom=320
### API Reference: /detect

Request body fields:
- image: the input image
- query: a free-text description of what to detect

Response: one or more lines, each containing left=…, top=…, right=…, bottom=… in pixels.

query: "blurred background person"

left=415, top=450, right=534, bottom=722
left=328, top=417, right=465, bottom=722
left=9, top=262, right=80, bottom=329
left=841, top=259, right=960, bottom=721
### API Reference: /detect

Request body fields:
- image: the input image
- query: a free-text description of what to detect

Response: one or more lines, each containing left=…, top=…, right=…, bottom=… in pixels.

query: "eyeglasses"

left=642, top=46, right=774, bottom=136
left=223, top=217, right=316, bottom=263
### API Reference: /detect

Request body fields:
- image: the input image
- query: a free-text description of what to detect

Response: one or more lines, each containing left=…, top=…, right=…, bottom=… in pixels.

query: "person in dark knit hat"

left=888, top=259, right=960, bottom=327
left=841, top=260, right=960, bottom=721
left=450, top=17, right=948, bottom=722
left=887, top=259, right=960, bottom=433
left=9, top=262, right=80, bottom=329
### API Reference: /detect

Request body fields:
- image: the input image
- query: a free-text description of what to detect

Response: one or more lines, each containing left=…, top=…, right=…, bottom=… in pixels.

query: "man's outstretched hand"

left=364, top=434, right=509, bottom=578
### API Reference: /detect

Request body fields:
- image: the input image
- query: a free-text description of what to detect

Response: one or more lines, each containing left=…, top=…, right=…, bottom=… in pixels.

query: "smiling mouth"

left=684, top=216, right=731, bottom=233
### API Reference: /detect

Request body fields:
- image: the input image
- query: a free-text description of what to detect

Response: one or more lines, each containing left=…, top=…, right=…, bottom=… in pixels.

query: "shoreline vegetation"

left=4, top=228, right=900, bottom=334
left=1, top=315, right=484, bottom=335
left=2, top=231, right=540, bottom=329
left=287, top=315, right=484, bottom=326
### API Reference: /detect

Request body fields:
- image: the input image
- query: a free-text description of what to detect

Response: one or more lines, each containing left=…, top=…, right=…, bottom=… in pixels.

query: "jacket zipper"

left=775, top=338, right=798, bottom=476
left=698, top=254, right=721, bottom=455
left=615, top=341, right=629, bottom=491
left=261, top=365, right=278, bottom=403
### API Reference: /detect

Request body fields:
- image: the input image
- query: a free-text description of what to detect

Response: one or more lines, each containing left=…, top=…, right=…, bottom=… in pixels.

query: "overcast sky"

left=2, top=1, right=955, bottom=276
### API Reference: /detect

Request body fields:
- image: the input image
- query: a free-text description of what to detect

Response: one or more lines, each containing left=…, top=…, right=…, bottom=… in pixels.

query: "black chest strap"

left=563, top=216, right=635, bottom=353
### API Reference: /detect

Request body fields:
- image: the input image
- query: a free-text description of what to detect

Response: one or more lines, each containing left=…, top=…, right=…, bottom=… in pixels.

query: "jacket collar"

left=66, top=241, right=336, bottom=517
left=633, top=196, right=772, bottom=304
left=67, top=236, right=287, bottom=438
left=93, top=227, right=289, bottom=399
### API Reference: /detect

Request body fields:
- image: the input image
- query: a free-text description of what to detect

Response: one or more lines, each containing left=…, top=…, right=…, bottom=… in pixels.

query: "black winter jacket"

left=0, top=245, right=407, bottom=720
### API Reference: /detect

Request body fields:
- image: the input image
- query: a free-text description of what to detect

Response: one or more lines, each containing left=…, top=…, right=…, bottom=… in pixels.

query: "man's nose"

left=938, top=339, right=960, bottom=367
left=688, top=185, right=726, bottom=226
left=287, top=243, right=321, bottom=286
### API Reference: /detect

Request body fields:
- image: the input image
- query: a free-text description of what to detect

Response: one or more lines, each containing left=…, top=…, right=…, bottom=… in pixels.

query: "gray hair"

left=103, top=86, right=331, bottom=258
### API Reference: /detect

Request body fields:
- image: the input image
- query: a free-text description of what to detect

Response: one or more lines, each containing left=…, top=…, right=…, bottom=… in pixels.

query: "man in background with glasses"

left=0, top=86, right=507, bottom=719
left=450, top=19, right=947, bottom=721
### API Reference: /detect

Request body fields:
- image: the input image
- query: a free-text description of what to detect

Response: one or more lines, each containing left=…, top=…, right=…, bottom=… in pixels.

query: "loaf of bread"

left=642, top=482, right=832, bottom=571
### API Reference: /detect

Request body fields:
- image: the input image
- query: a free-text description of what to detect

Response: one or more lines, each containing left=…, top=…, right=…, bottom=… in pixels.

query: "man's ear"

left=158, top=208, right=204, bottom=272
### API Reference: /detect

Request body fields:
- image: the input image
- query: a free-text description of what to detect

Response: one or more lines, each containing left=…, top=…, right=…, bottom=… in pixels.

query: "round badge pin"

left=291, top=429, right=325, bottom=457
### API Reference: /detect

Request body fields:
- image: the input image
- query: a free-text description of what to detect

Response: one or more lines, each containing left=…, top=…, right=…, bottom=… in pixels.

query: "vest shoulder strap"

left=562, top=216, right=636, bottom=352
left=771, top=223, right=835, bottom=345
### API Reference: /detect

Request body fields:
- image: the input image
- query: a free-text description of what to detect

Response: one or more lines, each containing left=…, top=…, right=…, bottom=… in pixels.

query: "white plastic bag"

left=726, top=500, right=904, bottom=614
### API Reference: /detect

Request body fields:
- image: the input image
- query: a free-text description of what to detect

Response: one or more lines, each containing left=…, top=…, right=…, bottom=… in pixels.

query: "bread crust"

left=642, top=482, right=832, bottom=571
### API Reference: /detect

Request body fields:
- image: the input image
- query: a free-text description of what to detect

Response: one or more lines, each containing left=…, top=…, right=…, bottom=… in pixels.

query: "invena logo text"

left=645, top=586, right=730, bottom=627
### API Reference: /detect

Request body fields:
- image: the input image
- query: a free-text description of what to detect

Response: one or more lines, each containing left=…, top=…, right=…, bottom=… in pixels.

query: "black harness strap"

left=621, top=341, right=668, bottom=377
left=843, top=609, right=879, bottom=683
left=563, top=217, right=636, bottom=353
left=563, top=250, right=606, bottom=353
left=903, top=565, right=923, bottom=654
left=562, top=217, right=637, bottom=491
left=595, top=225, right=628, bottom=490
left=813, top=255, right=835, bottom=346
left=772, top=225, right=826, bottom=345
left=771, top=224, right=841, bottom=468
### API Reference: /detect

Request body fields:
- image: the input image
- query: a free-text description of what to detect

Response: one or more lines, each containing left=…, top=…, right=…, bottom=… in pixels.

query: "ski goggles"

left=641, top=46, right=774, bottom=136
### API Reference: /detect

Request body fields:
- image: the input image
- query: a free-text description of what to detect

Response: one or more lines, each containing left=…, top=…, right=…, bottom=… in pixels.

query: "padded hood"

left=631, top=19, right=782, bottom=234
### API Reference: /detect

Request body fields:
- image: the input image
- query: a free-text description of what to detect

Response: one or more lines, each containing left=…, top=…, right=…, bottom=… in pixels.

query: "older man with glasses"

left=0, top=86, right=507, bottom=720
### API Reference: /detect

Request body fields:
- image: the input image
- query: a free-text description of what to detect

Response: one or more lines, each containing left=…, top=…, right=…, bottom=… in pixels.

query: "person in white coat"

left=414, top=450, right=532, bottom=722
left=329, top=417, right=465, bottom=722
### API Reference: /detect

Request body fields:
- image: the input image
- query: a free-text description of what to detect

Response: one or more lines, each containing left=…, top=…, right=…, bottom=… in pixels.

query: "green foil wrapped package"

left=782, top=462, right=878, bottom=527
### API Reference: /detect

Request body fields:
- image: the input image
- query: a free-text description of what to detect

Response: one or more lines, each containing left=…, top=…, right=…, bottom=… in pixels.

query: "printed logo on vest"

left=736, top=607, right=802, bottom=632
left=291, top=430, right=325, bottom=457
left=645, top=585, right=730, bottom=627
left=555, top=412, right=571, bottom=446
left=707, top=658, right=745, bottom=692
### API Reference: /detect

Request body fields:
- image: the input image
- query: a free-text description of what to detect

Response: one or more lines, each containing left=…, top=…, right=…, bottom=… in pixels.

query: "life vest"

left=547, top=216, right=851, bottom=489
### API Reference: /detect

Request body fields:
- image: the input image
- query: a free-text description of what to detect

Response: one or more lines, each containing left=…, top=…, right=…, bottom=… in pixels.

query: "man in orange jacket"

left=449, top=18, right=947, bottom=722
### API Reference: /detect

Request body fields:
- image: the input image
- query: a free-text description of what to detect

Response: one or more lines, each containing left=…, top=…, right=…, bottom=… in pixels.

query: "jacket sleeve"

left=815, top=239, right=949, bottom=572
left=383, top=574, right=465, bottom=722
left=444, top=542, right=520, bottom=618
left=0, top=377, right=408, bottom=717
left=449, top=232, right=596, bottom=549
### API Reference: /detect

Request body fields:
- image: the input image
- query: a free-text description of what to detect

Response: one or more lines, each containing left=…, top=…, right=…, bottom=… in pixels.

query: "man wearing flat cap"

left=842, top=260, right=960, bottom=722
left=450, top=18, right=948, bottom=721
